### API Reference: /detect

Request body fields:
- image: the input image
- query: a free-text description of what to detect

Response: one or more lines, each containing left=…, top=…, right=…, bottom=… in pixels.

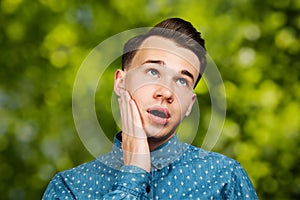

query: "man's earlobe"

left=114, top=69, right=125, bottom=96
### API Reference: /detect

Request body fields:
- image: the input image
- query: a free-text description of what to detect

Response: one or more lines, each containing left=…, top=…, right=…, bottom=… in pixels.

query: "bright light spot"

left=43, top=24, right=78, bottom=51
left=275, top=28, right=297, bottom=49
left=244, top=24, right=261, bottom=41
left=223, top=120, right=240, bottom=138
left=259, top=80, right=282, bottom=109
left=238, top=47, right=256, bottom=67
left=50, top=49, right=69, bottom=68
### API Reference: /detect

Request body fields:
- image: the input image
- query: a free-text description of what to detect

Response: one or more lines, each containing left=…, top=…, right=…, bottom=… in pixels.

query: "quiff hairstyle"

left=122, top=18, right=206, bottom=87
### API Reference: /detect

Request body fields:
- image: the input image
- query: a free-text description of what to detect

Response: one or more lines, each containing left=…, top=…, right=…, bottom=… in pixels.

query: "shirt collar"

left=112, top=132, right=188, bottom=170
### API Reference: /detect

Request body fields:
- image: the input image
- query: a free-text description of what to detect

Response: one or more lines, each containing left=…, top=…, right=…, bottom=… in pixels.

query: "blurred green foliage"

left=0, top=0, right=299, bottom=199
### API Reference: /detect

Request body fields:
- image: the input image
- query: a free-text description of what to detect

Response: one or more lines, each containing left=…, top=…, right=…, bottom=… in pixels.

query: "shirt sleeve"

left=103, top=165, right=151, bottom=200
left=226, top=162, right=258, bottom=199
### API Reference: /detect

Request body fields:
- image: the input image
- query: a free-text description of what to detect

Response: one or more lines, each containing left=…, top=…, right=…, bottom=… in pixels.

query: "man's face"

left=115, top=36, right=200, bottom=141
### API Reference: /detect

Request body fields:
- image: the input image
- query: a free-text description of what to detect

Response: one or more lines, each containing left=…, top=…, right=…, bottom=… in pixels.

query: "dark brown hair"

left=122, top=18, right=206, bottom=87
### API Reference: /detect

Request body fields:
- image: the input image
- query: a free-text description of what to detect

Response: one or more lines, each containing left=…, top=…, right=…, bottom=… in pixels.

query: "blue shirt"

left=43, top=133, right=258, bottom=199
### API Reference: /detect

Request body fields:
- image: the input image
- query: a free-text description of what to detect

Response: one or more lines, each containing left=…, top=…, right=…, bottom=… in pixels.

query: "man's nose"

left=153, top=86, right=174, bottom=103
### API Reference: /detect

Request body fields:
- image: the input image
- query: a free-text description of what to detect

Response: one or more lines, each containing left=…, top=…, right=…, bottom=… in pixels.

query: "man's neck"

left=147, top=132, right=176, bottom=151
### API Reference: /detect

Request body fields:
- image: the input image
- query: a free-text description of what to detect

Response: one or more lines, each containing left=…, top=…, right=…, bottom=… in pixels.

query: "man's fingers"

left=124, top=90, right=134, bottom=136
left=119, top=89, right=131, bottom=134
left=129, top=99, right=146, bottom=139
left=119, top=89, right=145, bottom=139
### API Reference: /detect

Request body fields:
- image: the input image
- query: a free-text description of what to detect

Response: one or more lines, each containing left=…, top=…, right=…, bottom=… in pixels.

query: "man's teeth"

left=149, top=110, right=167, bottom=118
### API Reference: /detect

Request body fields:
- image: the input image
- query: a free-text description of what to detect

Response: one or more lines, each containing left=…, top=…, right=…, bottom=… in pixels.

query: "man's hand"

left=118, top=89, right=151, bottom=172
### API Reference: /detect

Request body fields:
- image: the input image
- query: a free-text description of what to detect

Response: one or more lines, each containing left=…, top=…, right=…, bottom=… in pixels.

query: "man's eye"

left=176, top=78, right=188, bottom=86
left=147, top=69, right=159, bottom=77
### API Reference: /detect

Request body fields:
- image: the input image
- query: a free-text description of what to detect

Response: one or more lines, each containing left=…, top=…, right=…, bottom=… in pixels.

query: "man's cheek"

left=177, top=99, right=190, bottom=116
left=125, top=78, right=153, bottom=95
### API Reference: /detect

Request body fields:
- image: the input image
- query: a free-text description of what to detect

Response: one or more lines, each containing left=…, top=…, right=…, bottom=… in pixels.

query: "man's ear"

left=185, top=93, right=196, bottom=116
left=114, top=69, right=126, bottom=96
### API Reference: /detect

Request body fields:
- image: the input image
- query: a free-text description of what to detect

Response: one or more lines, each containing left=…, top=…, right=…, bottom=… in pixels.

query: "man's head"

left=114, top=18, right=206, bottom=145
left=122, top=18, right=206, bottom=87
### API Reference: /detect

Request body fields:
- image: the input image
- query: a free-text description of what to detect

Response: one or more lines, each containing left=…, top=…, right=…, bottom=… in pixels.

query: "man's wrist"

left=113, top=165, right=151, bottom=196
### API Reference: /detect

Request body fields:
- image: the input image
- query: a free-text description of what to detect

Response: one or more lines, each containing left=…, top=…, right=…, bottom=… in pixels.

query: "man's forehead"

left=138, top=36, right=200, bottom=71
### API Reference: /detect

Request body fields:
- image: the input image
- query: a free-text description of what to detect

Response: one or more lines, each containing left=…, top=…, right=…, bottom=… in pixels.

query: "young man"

left=43, top=18, right=258, bottom=199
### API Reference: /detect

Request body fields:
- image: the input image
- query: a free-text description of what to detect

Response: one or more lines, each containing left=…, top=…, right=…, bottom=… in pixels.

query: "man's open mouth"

left=148, top=110, right=168, bottom=118
left=147, top=107, right=170, bottom=125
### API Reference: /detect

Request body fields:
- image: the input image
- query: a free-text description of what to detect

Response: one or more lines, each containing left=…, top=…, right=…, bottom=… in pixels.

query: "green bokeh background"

left=1, top=0, right=299, bottom=199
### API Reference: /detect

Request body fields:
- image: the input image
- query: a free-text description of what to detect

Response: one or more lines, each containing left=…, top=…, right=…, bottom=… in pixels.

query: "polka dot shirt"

left=43, top=133, right=258, bottom=199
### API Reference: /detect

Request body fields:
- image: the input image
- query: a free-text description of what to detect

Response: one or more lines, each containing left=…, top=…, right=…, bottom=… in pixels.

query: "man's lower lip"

left=148, top=113, right=169, bottom=125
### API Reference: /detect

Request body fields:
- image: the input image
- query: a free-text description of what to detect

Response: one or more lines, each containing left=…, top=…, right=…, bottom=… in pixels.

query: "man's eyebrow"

left=142, top=60, right=165, bottom=66
left=181, top=70, right=194, bottom=82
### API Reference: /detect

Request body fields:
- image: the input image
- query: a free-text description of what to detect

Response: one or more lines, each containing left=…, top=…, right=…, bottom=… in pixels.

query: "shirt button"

left=146, top=185, right=151, bottom=193
left=157, top=163, right=162, bottom=168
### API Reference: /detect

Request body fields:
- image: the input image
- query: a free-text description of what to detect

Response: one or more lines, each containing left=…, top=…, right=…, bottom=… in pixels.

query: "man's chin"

left=144, top=124, right=165, bottom=138
left=144, top=125, right=175, bottom=141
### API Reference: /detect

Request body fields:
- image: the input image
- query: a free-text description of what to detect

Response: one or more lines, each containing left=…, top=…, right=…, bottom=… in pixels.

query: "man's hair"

left=122, top=18, right=206, bottom=87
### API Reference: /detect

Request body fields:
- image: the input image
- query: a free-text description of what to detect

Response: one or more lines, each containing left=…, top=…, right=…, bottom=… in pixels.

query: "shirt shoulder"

left=59, top=159, right=105, bottom=177
left=179, top=145, right=258, bottom=199
left=43, top=158, right=117, bottom=199
left=183, top=144, right=239, bottom=166
left=179, top=144, right=248, bottom=182
left=47, top=159, right=106, bottom=193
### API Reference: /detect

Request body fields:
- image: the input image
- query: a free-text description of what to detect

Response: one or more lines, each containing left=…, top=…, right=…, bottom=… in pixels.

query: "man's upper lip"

left=147, top=106, right=170, bottom=118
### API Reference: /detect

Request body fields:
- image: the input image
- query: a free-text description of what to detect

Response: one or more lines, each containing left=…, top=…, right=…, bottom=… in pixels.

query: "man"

left=43, top=18, right=258, bottom=199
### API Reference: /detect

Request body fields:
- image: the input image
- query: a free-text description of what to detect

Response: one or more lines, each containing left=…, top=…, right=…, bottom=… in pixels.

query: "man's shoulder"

left=44, top=156, right=117, bottom=199
left=53, top=158, right=106, bottom=180
left=58, top=159, right=101, bottom=175
left=184, top=144, right=240, bottom=167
